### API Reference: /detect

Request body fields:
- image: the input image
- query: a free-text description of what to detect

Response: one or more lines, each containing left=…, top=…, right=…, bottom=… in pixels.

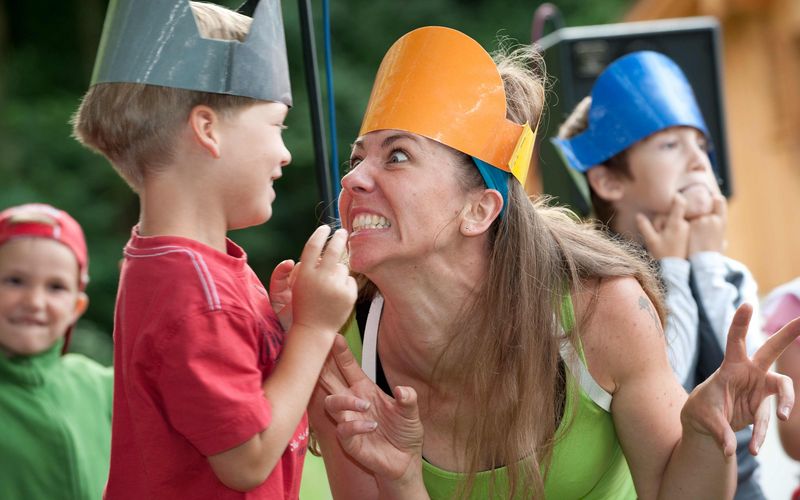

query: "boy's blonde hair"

left=72, top=2, right=257, bottom=190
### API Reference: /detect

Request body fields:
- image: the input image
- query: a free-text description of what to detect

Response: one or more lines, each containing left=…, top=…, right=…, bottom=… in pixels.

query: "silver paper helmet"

left=90, top=0, right=291, bottom=106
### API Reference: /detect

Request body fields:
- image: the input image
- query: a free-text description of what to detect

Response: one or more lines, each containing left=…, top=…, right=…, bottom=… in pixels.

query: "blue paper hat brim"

left=555, top=51, right=711, bottom=172
left=91, top=0, right=291, bottom=106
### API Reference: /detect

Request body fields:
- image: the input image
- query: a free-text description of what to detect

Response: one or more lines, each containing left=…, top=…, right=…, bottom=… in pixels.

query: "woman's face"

left=339, top=130, right=473, bottom=275
left=616, top=126, right=718, bottom=220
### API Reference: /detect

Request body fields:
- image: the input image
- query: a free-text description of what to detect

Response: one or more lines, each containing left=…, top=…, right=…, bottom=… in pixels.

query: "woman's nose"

left=341, top=162, right=374, bottom=194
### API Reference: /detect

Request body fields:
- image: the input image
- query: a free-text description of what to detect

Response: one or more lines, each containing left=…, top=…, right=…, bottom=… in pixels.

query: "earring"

left=464, top=225, right=472, bottom=232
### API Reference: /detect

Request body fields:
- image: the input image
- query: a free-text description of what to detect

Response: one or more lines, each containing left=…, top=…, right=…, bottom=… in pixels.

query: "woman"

left=310, top=27, right=798, bottom=499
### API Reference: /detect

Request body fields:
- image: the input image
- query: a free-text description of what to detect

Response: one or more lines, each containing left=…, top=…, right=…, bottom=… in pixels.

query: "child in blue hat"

left=553, top=50, right=764, bottom=499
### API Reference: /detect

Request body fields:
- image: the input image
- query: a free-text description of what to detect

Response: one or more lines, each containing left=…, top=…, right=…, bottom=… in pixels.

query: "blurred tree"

left=0, top=0, right=631, bottom=365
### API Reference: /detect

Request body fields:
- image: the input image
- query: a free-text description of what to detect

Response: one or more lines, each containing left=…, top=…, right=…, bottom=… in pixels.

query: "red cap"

left=0, top=203, right=88, bottom=289
left=0, top=204, right=89, bottom=354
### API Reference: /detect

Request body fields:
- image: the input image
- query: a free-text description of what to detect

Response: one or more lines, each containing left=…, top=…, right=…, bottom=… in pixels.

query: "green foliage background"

left=0, top=0, right=631, bottom=365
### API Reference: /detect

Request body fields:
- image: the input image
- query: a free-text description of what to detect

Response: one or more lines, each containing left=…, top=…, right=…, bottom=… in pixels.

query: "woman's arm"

left=578, top=277, right=798, bottom=500
left=577, top=277, right=731, bottom=499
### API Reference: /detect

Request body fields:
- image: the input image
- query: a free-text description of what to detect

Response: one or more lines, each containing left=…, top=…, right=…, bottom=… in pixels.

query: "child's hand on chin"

left=681, top=183, right=714, bottom=220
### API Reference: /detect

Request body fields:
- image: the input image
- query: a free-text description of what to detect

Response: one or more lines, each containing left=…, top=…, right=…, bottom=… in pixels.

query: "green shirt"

left=0, top=340, right=113, bottom=500
left=301, top=296, right=635, bottom=499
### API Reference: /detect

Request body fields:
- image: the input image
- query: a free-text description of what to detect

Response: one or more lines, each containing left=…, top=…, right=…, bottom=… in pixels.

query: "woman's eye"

left=388, top=150, right=409, bottom=163
left=348, top=157, right=362, bottom=171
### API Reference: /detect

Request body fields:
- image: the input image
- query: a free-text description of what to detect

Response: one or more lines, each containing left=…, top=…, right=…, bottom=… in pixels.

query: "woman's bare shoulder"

left=572, top=276, right=669, bottom=393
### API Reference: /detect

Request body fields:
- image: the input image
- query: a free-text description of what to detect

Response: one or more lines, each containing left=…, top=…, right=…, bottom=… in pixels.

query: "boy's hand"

left=688, top=194, right=727, bottom=256
left=636, top=195, right=690, bottom=259
left=291, top=226, right=357, bottom=337
left=269, top=259, right=296, bottom=331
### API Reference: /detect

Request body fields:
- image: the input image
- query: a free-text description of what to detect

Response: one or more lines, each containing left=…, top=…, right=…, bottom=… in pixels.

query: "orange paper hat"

left=359, top=26, right=535, bottom=186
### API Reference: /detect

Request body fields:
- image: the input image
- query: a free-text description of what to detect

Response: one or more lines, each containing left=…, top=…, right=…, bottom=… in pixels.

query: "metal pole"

left=297, top=0, right=336, bottom=223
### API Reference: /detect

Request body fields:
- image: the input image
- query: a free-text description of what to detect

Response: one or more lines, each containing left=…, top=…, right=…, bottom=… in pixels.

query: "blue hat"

left=551, top=51, right=711, bottom=173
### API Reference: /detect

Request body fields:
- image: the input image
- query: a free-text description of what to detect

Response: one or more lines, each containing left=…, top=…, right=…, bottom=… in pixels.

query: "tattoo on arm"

left=639, top=296, right=662, bottom=334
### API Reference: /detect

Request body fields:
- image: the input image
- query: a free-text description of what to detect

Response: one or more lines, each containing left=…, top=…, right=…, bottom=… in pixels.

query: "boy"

left=552, top=50, right=764, bottom=499
left=0, top=203, right=113, bottom=500
left=72, top=1, right=356, bottom=498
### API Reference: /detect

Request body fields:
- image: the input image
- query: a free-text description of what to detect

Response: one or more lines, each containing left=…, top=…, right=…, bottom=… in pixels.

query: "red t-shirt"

left=105, top=229, right=308, bottom=499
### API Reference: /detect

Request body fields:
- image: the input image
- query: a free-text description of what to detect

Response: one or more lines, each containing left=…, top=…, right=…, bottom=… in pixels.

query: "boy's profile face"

left=612, top=126, right=717, bottom=221
left=0, top=238, right=87, bottom=357
left=215, top=101, right=291, bottom=230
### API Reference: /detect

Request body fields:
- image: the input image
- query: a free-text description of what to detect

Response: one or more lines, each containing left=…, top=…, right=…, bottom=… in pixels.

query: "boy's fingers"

left=713, top=195, right=727, bottom=219
left=668, top=194, right=687, bottom=222
left=269, top=259, right=295, bottom=286
left=753, top=315, right=800, bottom=370
left=636, top=214, right=658, bottom=244
left=319, top=228, right=349, bottom=269
left=343, top=275, right=358, bottom=294
left=288, top=260, right=300, bottom=286
left=299, top=225, right=332, bottom=272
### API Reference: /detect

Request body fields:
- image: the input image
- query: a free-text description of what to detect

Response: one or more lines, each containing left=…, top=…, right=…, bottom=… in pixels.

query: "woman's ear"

left=461, top=189, right=503, bottom=236
left=586, top=165, right=625, bottom=202
left=188, top=105, right=222, bottom=159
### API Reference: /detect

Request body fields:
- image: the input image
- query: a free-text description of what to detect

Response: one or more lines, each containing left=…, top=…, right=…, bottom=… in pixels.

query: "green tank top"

left=300, top=295, right=636, bottom=499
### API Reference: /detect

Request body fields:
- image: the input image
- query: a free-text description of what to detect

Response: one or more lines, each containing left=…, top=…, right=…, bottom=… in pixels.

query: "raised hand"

left=269, top=259, right=296, bottom=331
left=682, top=303, right=800, bottom=456
left=292, top=226, right=357, bottom=336
left=319, top=335, right=424, bottom=481
left=687, top=194, right=727, bottom=256
left=636, top=195, right=690, bottom=259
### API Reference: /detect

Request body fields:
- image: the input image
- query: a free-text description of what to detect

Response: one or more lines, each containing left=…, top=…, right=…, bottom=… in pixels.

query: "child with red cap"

left=0, top=203, right=113, bottom=500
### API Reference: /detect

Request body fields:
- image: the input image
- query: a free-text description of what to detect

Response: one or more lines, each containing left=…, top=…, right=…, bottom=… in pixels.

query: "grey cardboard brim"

left=91, top=0, right=291, bottom=106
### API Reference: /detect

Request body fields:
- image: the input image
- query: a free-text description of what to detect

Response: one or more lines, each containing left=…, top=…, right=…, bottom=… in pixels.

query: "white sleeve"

left=689, top=252, right=762, bottom=356
left=660, top=257, right=699, bottom=386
